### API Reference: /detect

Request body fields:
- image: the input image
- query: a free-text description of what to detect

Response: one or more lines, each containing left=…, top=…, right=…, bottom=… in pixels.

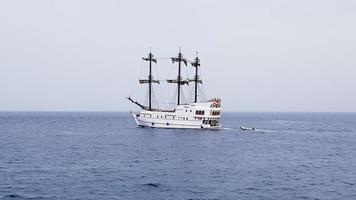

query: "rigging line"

left=152, top=89, right=158, bottom=109
left=154, top=100, right=178, bottom=105
left=155, top=57, right=171, bottom=59
left=197, top=62, right=207, bottom=100
left=144, top=86, right=149, bottom=106
left=138, top=59, right=145, bottom=79
left=188, top=86, right=194, bottom=103
left=128, top=60, right=144, bottom=97
left=199, top=84, right=206, bottom=101
left=181, top=88, right=187, bottom=104
left=128, top=79, right=136, bottom=97
left=184, top=62, right=189, bottom=79
left=167, top=62, right=174, bottom=79
left=170, top=87, right=178, bottom=109
left=155, top=62, right=164, bottom=109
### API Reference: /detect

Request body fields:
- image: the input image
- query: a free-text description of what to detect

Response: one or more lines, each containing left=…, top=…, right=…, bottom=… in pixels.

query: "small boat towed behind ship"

left=127, top=50, right=222, bottom=129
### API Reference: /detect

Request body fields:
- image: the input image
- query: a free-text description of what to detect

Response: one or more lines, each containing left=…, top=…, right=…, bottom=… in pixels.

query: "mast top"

left=142, top=52, right=157, bottom=63
left=171, top=49, right=187, bottom=66
left=189, top=51, right=200, bottom=68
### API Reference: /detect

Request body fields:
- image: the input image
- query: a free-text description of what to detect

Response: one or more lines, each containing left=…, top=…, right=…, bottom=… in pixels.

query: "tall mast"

left=191, top=54, right=201, bottom=103
left=177, top=51, right=182, bottom=105
left=148, top=53, right=153, bottom=110
left=170, top=49, right=188, bottom=105
left=141, top=52, right=158, bottom=110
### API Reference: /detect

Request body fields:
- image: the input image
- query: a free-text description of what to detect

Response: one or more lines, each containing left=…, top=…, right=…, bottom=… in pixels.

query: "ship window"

left=196, top=110, right=204, bottom=115
left=212, top=111, right=220, bottom=115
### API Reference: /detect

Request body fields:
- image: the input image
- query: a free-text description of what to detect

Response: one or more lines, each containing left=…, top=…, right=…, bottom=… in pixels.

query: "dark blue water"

left=0, top=112, right=356, bottom=200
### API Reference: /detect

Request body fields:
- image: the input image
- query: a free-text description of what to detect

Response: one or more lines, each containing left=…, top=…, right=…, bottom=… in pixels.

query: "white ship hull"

left=130, top=101, right=221, bottom=129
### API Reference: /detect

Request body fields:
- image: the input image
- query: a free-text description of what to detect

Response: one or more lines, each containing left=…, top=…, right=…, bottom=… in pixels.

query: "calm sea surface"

left=0, top=112, right=355, bottom=200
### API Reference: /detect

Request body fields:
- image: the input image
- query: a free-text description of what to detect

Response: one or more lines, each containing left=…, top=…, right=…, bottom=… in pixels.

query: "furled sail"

left=139, top=79, right=159, bottom=84
left=167, top=79, right=189, bottom=85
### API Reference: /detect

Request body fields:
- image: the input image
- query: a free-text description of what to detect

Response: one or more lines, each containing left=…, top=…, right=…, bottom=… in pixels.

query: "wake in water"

left=222, top=126, right=353, bottom=134
left=220, top=125, right=286, bottom=133
left=220, top=126, right=264, bottom=132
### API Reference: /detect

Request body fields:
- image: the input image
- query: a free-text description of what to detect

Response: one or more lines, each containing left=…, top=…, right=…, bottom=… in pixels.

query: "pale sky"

left=1, top=0, right=355, bottom=112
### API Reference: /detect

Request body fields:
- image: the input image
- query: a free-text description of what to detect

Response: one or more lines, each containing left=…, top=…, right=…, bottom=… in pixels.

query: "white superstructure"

left=128, top=50, right=222, bottom=129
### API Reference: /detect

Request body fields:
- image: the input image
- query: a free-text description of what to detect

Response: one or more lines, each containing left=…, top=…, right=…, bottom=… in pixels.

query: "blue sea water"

left=0, top=112, right=356, bottom=200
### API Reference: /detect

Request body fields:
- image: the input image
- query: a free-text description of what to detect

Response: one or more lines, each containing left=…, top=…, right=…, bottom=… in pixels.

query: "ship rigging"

left=128, top=49, right=221, bottom=129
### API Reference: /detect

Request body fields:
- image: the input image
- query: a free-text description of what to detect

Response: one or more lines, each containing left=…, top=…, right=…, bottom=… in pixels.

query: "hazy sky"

left=1, top=0, right=355, bottom=112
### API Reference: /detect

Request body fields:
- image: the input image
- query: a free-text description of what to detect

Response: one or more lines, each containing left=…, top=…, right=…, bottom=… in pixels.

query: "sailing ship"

left=127, top=50, right=222, bottom=129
